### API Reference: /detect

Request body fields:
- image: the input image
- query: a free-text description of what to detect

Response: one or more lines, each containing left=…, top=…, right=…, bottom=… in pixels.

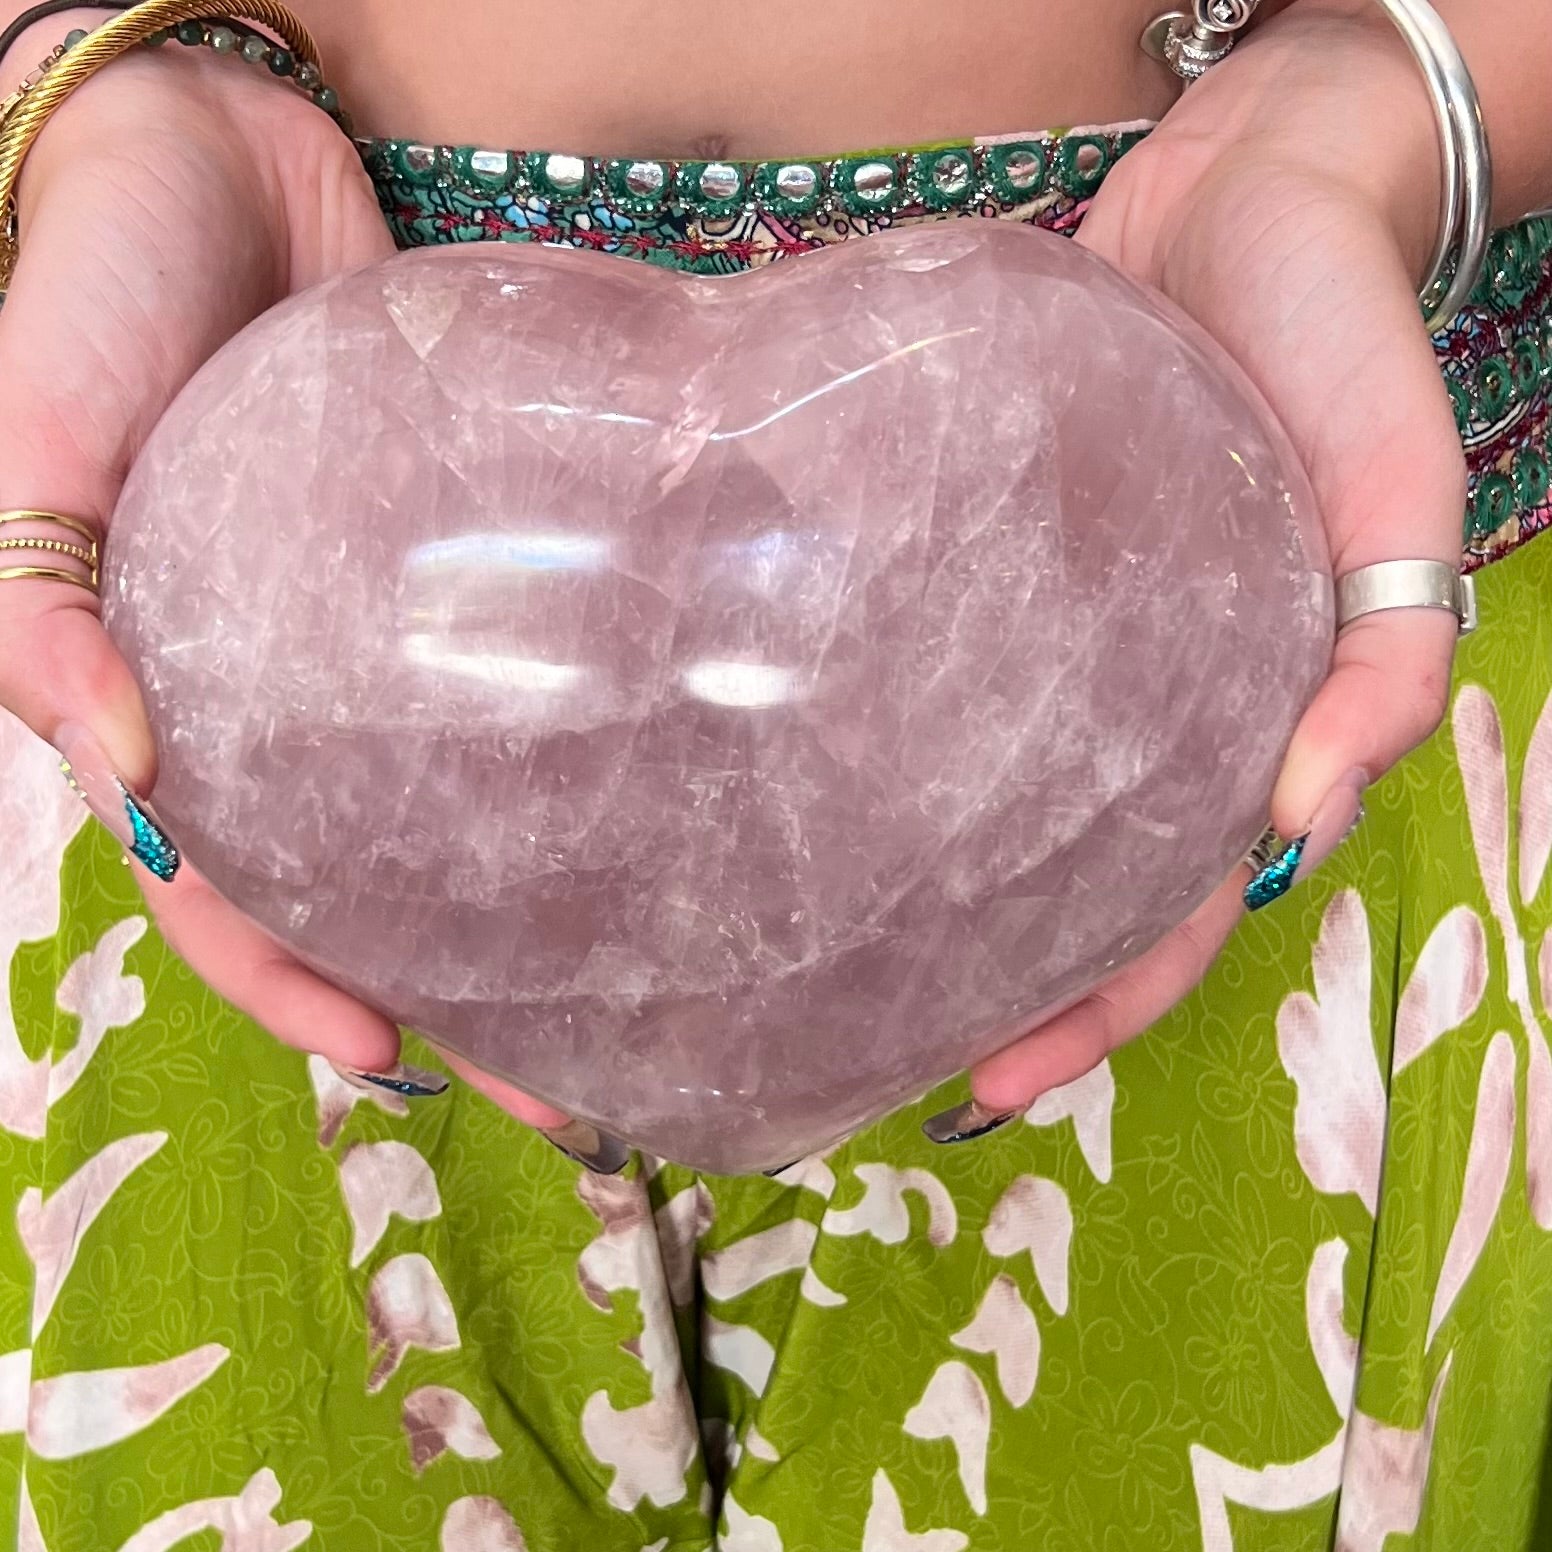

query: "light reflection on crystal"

left=680, top=660, right=804, bottom=709
left=404, top=533, right=611, bottom=576
left=402, top=635, right=589, bottom=694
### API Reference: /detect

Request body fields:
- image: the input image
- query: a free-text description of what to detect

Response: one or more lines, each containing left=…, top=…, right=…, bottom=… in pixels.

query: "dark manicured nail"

left=55, top=723, right=180, bottom=882
left=339, top=1061, right=449, bottom=1098
left=922, top=1099, right=1021, bottom=1145
left=541, top=1118, right=631, bottom=1175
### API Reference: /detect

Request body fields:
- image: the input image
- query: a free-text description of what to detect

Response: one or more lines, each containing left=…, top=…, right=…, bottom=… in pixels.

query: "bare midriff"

left=302, top=0, right=1287, bottom=157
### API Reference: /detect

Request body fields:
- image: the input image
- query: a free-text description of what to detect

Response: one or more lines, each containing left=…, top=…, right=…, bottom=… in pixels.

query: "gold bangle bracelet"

left=0, top=0, right=323, bottom=289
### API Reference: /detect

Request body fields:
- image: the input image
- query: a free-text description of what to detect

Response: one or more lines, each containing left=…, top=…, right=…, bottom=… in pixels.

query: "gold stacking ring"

left=0, top=509, right=101, bottom=593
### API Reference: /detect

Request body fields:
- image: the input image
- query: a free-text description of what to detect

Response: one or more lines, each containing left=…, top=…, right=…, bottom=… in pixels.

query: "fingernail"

left=1300, top=766, right=1369, bottom=874
left=922, top=1099, right=1021, bottom=1145
left=54, top=722, right=180, bottom=882
left=1243, top=768, right=1368, bottom=912
left=1243, top=831, right=1308, bottom=911
left=335, top=1061, right=449, bottom=1098
left=540, top=1118, right=632, bottom=1176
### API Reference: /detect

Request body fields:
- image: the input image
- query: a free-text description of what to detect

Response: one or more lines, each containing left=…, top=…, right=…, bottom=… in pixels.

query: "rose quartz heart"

left=105, top=225, right=1331, bottom=1172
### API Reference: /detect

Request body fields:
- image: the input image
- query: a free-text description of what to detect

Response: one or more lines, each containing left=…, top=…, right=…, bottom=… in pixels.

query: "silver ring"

left=1335, top=559, right=1477, bottom=635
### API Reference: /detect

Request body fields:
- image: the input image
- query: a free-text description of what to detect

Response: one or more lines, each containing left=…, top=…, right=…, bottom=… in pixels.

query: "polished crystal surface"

left=105, top=226, right=1332, bottom=1173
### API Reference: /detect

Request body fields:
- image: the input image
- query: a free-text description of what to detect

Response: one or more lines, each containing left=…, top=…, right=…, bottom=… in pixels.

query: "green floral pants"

left=3, top=531, right=1551, bottom=1550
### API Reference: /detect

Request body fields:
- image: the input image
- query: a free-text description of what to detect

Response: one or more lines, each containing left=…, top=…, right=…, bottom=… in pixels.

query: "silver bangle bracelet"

left=1142, top=0, right=1493, bottom=332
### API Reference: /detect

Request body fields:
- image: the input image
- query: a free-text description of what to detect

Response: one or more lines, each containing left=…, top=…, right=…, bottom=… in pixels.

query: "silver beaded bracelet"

left=1142, top=0, right=1492, bottom=331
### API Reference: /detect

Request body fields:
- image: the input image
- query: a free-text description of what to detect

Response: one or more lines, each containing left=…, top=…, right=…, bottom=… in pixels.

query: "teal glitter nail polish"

left=1244, top=833, right=1307, bottom=911
left=120, top=783, right=180, bottom=882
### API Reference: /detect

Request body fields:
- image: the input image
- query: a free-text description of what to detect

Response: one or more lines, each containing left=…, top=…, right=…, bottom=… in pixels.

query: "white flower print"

left=951, top=1273, right=1040, bottom=1408
left=1191, top=677, right=1552, bottom=1548
left=982, top=1175, right=1072, bottom=1316
left=402, top=1386, right=502, bottom=1473
left=903, top=1361, right=991, bottom=1516
left=822, top=1164, right=958, bottom=1249
left=115, top=1468, right=313, bottom=1552
left=861, top=1469, right=969, bottom=1552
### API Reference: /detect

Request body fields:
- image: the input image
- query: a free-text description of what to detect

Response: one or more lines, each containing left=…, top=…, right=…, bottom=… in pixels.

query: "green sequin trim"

left=983, top=141, right=1049, bottom=206
left=526, top=150, right=591, bottom=202
left=605, top=159, right=671, bottom=214
left=912, top=149, right=978, bottom=212
left=833, top=157, right=903, bottom=216
left=1447, top=377, right=1473, bottom=434
left=675, top=161, right=747, bottom=218
left=360, top=129, right=1552, bottom=564
left=1472, top=472, right=1519, bottom=538
left=364, top=129, right=1151, bottom=226
left=452, top=146, right=514, bottom=194
left=1478, top=356, right=1514, bottom=421
left=753, top=161, right=824, bottom=217
left=1513, top=336, right=1543, bottom=396
left=1515, top=449, right=1551, bottom=510
left=394, top=142, right=442, bottom=188
left=1057, top=134, right=1112, bottom=198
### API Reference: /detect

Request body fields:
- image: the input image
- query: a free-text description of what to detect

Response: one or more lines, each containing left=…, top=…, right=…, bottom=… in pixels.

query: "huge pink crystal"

left=105, top=226, right=1331, bottom=1173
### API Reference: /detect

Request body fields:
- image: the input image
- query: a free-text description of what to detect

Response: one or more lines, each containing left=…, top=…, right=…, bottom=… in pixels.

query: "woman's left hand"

left=959, top=2, right=1469, bottom=1119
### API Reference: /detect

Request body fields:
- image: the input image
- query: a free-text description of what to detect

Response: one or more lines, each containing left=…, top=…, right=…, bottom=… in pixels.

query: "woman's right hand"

left=0, top=26, right=424, bottom=1079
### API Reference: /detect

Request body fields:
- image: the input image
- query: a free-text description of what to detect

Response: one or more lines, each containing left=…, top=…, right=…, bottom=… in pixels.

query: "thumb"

left=1261, top=328, right=1465, bottom=898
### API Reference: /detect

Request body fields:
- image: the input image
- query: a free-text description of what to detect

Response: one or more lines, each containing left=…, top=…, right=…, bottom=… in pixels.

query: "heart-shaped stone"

left=105, top=224, right=1330, bottom=1173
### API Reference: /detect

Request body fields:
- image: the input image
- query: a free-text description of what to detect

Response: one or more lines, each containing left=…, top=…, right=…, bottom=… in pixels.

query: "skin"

left=0, top=0, right=1549, bottom=1136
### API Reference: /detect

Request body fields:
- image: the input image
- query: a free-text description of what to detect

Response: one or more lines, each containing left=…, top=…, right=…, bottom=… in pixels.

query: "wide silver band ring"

left=1335, top=558, right=1477, bottom=636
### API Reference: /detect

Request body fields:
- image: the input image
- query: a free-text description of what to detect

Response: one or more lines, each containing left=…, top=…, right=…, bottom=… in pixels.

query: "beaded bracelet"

left=134, top=16, right=345, bottom=124
left=3, top=12, right=344, bottom=129
left=0, top=0, right=339, bottom=295
left=0, top=2, right=126, bottom=81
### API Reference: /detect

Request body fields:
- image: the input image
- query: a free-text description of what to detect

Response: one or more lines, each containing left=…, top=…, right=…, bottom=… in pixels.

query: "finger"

left=139, top=854, right=401, bottom=1070
left=963, top=869, right=1247, bottom=1114
left=434, top=1049, right=632, bottom=1174
left=432, top=1049, right=573, bottom=1130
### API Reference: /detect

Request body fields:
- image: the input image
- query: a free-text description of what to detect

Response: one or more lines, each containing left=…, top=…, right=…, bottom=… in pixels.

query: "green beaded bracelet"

left=62, top=12, right=349, bottom=132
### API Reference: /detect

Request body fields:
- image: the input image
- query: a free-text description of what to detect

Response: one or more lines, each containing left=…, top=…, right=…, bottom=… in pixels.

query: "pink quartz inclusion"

left=105, top=225, right=1331, bottom=1173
